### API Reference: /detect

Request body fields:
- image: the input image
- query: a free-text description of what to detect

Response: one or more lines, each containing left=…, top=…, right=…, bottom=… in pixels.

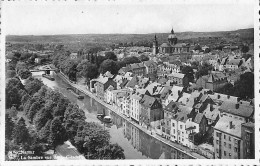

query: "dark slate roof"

left=219, top=101, right=254, bottom=118
left=144, top=60, right=157, bottom=67
left=126, top=75, right=138, bottom=88
left=161, top=43, right=171, bottom=47
left=165, top=101, right=181, bottom=114
left=193, top=113, right=204, bottom=124
left=139, top=95, right=157, bottom=108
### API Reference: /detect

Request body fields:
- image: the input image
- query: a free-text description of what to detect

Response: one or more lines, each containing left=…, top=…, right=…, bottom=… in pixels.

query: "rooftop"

left=214, top=116, right=243, bottom=138
left=219, top=101, right=254, bottom=118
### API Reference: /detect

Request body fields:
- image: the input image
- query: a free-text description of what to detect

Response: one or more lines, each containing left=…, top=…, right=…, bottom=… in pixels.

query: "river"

left=32, top=71, right=194, bottom=159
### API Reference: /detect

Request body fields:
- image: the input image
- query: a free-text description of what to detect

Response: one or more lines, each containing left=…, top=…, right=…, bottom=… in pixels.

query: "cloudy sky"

left=3, top=0, right=254, bottom=35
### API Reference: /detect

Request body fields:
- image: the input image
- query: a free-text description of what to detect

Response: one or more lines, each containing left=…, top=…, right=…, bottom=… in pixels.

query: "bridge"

left=29, top=68, right=57, bottom=72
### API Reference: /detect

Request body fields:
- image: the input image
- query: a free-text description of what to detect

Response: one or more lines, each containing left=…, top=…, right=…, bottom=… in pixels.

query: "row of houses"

left=89, top=63, right=254, bottom=158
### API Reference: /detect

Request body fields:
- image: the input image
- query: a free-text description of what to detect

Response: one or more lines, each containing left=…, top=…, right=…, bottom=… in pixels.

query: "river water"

left=32, top=72, right=194, bottom=159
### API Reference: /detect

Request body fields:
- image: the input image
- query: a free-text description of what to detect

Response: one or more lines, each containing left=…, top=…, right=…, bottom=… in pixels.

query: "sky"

left=3, top=0, right=255, bottom=35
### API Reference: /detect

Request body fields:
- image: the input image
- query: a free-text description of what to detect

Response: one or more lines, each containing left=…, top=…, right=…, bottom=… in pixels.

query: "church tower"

left=153, top=34, right=159, bottom=55
left=168, top=28, right=177, bottom=45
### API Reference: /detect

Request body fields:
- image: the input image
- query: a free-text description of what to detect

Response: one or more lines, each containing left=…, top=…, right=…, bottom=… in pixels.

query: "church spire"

left=154, top=34, right=157, bottom=40
left=171, top=28, right=174, bottom=34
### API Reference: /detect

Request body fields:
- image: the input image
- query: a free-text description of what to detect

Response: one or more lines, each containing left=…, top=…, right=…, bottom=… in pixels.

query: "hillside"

left=6, top=28, right=253, bottom=51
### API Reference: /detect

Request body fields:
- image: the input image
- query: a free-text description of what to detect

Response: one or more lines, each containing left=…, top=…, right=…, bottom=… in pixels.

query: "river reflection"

left=32, top=72, right=194, bottom=159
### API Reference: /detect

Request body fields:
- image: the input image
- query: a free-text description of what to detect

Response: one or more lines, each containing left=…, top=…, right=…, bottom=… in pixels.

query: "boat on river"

left=97, top=109, right=112, bottom=123
left=67, top=87, right=84, bottom=99
left=42, top=74, right=55, bottom=81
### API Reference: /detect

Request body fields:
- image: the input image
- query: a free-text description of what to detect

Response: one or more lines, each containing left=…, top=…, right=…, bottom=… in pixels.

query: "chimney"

left=210, top=104, right=214, bottom=111
left=229, top=121, right=233, bottom=129
left=235, top=103, right=239, bottom=109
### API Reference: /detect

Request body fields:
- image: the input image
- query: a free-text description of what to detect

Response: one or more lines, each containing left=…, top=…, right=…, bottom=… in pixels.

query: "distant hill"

left=6, top=28, right=253, bottom=50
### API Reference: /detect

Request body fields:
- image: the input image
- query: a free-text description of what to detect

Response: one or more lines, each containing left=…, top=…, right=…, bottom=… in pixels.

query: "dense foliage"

left=216, top=72, right=254, bottom=100
left=5, top=66, right=125, bottom=160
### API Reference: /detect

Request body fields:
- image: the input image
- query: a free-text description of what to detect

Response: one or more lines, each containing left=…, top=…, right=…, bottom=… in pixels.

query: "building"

left=143, top=60, right=157, bottom=75
left=224, top=58, right=243, bottom=71
left=124, top=63, right=146, bottom=76
left=241, top=122, right=255, bottom=159
left=162, top=101, right=181, bottom=139
left=170, top=105, right=194, bottom=148
left=130, top=93, right=143, bottom=123
left=214, top=116, right=243, bottom=159
left=91, top=75, right=117, bottom=100
left=168, top=73, right=189, bottom=87
left=218, top=101, right=254, bottom=123
left=196, top=73, right=228, bottom=91
left=160, top=29, right=190, bottom=54
left=139, top=95, right=163, bottom=129
left=153, top=35, right=159, bottom=55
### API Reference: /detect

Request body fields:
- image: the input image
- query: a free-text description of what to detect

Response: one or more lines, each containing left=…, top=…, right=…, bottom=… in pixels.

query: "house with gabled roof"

left=218, top=100, right=254, bottom=123
left=213, top=116, right=244, bottom=159
left=143, top=60, right=157, bottom=74
left=139, top=95, right=163, bottom=129
left=90, top=75, right=117, bottom=100
left=196, top=73, right=228, bottom=91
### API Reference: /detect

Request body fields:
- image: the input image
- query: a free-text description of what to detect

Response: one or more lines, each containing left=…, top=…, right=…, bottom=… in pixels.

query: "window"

left=229, top=144, right=231, bottom=149
left=224, top=142, right=226, bottom=147
left=229, top=136, right=231, bottom=141
left=182, top=138, right=184, bottom=142
left=180, top=125, right=182, bottom=129
left=173, top=129, right=175, bottom=134
left=216, top=140, right=219, bottom=145
left=216, top=149, right=219, bottom=153
left=229, top=153, right=231, bottom=157
left=224, top=151, right=226, bottom=156
left=172, top=123, right=175, bottom=127
left=234, top=147, right=238, bottom=152
left=224, top=135, right=226, bottom=139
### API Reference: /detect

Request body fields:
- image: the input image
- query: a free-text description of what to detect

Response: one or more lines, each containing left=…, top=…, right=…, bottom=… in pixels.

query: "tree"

left=77, top=60, right=99, bottom=82
left=241, top=45, right=249, bottom=53
left=6, top=106, right=18, bottom=120
left=48, top=117, right=68, bottom=147
left=62, top=59, right=78, bottom=81
left=99, top=59, right=119, bottom=75
left=121, top=56, right=141, bottom=67
left=105, top=52, right=117, bottom=61
left=27, top=101, right=42, bottom=123
left=6, top=70, right=16, bottom=79
left=100, top=144, right=125, bottom=159
left=195, top=62, right=213, bottom=79
left=15, top=61, right=27, bottom=73
left=216, top=83, right=234, bottom=96
left=5, top=114, right=14, bottom=140
left=88, top=46, right=105, bottom=54
left=34, top=107, right=53, bottom=131
left=24, top=78, right=44, bottom=95
left=38, top=120, right=52, bottom=142
left=6, top=87, right=21, bottom=109
left=6, top=78, right=24, bottom=108
left=18, top=68, right=32, bottom=79
left=139, top=54, right=149, bottom=61
left=233, top=72, right=254, bottom=99
left=181, top=66, right=194, bottom=83
left=12, top=117, right=30, bottom=145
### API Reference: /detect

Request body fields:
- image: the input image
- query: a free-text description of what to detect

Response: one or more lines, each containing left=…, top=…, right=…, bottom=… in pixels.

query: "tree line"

left=6, top=62, right=125, bottom=160
left=52, top=48, right=147, bottom=84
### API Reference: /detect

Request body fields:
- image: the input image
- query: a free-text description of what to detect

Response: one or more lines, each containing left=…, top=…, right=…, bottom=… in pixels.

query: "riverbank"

left=57, top=72, right=207, bottom=159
